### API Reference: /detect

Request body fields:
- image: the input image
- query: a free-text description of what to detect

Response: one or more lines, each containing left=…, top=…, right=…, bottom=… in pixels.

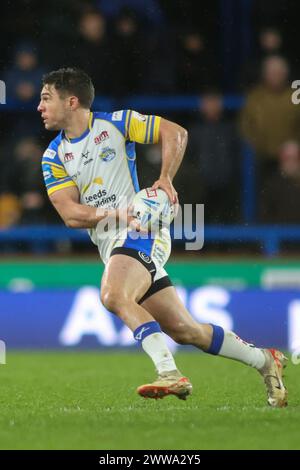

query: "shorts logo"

left=94, top=130, right=109, bottom=145
left=138, top=251, right=152, bottom=264
left=64, top=152, right=74, bottom=163
left=99, top=147, right=116, bottom=162
left=43, top=148, right=56, bottom=160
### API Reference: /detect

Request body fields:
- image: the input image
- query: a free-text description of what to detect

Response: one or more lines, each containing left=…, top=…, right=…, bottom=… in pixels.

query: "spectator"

left=176, top=30, right=218, bottom=93
left=37, top=0, right=82, bottom=69
left=240, top=55, right=300, bottom=181
left=142, top=28, right=177, bottom=93
left=108, top=8, right=143, bottom=96
left=0, top=194, right=21, bottom=228
left=239, top=27, right=284, bottom=90
left=261, top=140, right=300, bottom=223
left=74, top=9, right=110, bottom=93
left=4, top=42, right=44, bottom=103
left=6, top=137, right=53, bottom=224
left=187, top=92, right=240, bottom=221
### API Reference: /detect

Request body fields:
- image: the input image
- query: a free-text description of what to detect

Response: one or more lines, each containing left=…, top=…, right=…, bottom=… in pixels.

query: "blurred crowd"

left=1, top=0, right=300, bottom=230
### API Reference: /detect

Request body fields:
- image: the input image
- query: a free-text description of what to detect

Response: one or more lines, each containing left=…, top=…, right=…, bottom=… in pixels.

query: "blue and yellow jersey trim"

left=125, top=110, right=161, bottom=144
left=93, top=110, right=161, bottom=144
left=41, top=133, right=76, bottom=196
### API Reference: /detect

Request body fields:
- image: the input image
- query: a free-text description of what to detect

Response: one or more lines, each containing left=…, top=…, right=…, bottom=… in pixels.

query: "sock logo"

left=235, top=334, right=253, bottom=347
left=135, top=326, right=151, bottom=341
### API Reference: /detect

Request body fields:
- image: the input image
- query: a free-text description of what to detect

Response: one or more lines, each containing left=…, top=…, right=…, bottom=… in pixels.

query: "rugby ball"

left=132, top=188, right=175, bottom=231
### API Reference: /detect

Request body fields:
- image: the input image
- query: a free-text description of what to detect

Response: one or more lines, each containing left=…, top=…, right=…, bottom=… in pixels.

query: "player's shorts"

left=108, top=227, right=173, bottom=303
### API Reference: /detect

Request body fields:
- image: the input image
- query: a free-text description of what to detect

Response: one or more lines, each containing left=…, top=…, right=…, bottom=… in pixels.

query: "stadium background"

left=0, top=0, right=300, bottom=451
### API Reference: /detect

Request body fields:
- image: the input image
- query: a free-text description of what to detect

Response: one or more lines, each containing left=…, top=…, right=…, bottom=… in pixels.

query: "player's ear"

left=69, top=95, right=80, bottom=110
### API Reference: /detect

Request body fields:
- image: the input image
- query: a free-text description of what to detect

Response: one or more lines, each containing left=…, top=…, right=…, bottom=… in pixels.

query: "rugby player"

left=39, top=68, right=287, bottom=407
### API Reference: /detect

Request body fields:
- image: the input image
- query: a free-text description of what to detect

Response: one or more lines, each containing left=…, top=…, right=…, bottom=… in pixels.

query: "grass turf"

left=0, top=351, right=299, bottom=450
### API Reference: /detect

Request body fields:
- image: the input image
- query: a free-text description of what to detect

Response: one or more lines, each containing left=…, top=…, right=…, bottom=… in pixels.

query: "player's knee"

left=101, top=288, right=126, bottom=314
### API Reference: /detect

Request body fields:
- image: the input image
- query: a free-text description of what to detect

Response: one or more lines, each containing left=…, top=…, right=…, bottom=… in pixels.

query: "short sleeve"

left=125, top=110, right=161, bottom=144
left=41, top=146, right=76, bottom=196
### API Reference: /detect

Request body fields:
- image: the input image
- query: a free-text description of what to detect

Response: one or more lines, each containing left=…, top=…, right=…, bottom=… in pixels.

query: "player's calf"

left=165, top=323, right=212, bottom=349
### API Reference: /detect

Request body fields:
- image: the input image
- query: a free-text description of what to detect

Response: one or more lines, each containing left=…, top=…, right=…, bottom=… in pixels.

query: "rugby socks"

left=134, top=321, right=177, bottom=374
left=207, top=325, right=266, bottom=369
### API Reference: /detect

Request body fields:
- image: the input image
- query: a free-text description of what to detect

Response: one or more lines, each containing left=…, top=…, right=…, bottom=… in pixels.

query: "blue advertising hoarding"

left=1, top=286, right=300, bottom=353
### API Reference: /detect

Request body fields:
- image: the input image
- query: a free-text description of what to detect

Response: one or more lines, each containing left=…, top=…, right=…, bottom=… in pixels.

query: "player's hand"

left=116, top=206, right=147, bottom=233
left=151, top=176, right=178, bottom=204
left=116, top=206, right=135, bottom=226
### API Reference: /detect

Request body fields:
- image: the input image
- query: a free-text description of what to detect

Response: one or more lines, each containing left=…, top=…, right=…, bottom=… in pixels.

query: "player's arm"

left=153, top=118, right=188, bottom=203
left=42, top=154, right=109, bottom=228
left=42, top=149, right=139, bottom=230
left=126, top=111, right=188, bottom=203
left=49, top=187, right=140, bottom=230
left=49, top=186, right=112, bottom=228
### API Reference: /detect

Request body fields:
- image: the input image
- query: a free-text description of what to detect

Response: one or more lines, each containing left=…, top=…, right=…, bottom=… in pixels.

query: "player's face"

left=37, top=85, right=70, bottom=130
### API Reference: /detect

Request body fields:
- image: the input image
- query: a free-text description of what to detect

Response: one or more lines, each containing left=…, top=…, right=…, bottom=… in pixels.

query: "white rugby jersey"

left=42, top=110, right=162, bottom=262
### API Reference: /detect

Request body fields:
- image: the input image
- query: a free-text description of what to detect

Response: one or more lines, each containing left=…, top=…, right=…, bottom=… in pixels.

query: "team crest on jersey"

left=43, top=148, right=56, bottom=160
left=99, top=147, right=116, bottom=162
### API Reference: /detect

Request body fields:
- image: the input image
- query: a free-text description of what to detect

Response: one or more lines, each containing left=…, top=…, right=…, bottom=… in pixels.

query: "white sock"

left=219, top=331, right=266, bottom=369
left=142, top=333, right=177, bottom=375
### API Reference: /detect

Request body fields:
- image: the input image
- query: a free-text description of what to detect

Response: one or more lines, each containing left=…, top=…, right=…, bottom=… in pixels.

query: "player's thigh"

left=101, top=254, right=152, bottom=302
left=140, top=285, right=197, bottom=333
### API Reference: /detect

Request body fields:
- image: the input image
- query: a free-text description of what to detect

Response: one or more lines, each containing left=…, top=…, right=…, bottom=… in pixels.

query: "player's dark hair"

left=42, top=67, right=95, bottom=109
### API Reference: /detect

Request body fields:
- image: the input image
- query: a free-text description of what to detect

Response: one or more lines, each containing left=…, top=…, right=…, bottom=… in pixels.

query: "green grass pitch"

left=0, top=351, right=299, bottom=450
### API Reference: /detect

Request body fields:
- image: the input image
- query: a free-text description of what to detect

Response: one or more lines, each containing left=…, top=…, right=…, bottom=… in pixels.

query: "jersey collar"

left=63, top=112, right=94, bottom=143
